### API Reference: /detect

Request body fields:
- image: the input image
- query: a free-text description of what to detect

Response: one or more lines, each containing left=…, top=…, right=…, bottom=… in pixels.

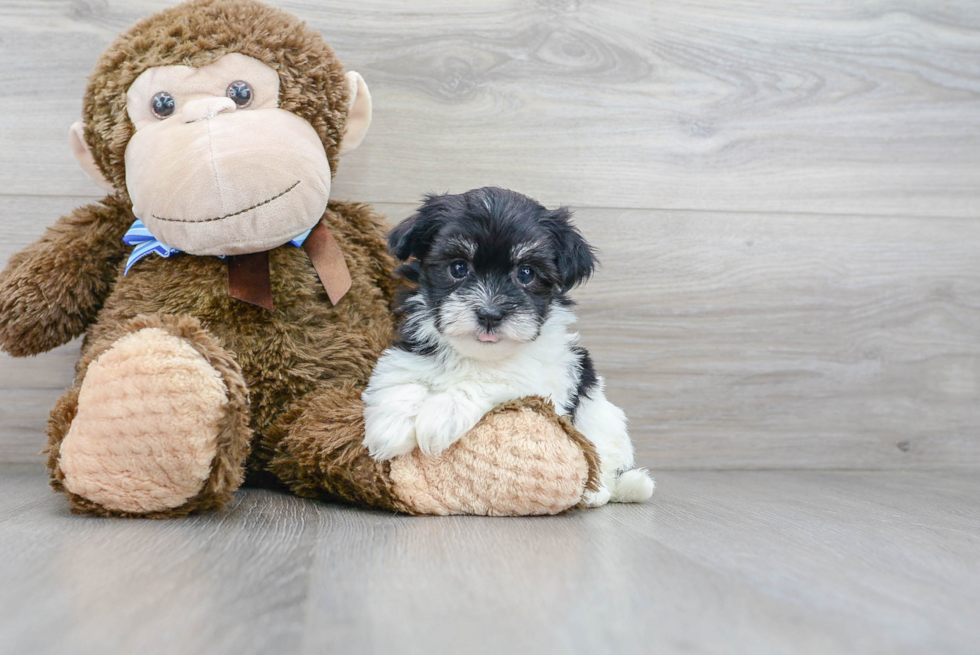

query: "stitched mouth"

left=151, top=180, right=301, bottom=224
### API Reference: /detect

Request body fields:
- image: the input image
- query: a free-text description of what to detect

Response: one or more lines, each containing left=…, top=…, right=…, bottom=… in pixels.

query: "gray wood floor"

left=1, top=464, right=977, bottom=655
left=1, top=2, right=979, bottom=653
left=2, top=0, right=978, bottom=468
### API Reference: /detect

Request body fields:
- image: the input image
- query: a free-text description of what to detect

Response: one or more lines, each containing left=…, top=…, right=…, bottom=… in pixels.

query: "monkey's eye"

left=449, top=260, right=469, bottom=280
left=516, top=266, right=535, bottom=285
left=150, top=91, right=176, bottom=119
left=226, top=81, right=253, bottom=108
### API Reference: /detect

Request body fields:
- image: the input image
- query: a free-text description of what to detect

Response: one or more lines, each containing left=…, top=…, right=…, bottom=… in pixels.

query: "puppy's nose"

left=476, top=307, right=504, bottom=330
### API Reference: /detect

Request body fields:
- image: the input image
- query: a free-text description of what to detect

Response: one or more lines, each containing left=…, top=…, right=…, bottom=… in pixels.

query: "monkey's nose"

left=181, top=97, right=236, bottom=123
left=476, top=307, right=504, bottom=331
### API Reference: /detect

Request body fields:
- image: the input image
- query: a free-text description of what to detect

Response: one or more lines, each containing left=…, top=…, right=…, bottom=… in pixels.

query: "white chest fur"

left=369, top=306, right=582, bottom=415
left=361, top=304, right=653, bottom=506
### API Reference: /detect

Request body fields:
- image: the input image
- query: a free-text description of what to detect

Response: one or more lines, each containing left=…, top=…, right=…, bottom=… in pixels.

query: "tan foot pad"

left=59, top=328, right=228, bottom=514
left=389, top=405, right=590, bottom=516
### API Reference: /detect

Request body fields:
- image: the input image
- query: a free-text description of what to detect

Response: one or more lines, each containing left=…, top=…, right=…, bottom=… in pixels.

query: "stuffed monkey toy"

left=0, top=0, right=598, bottom=517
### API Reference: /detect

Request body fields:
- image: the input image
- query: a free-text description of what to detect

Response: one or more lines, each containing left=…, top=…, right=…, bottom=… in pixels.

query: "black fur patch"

left=565, top=345, right=599, bottom=418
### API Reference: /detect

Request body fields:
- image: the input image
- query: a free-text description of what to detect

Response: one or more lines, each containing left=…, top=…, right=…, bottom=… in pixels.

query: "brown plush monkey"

left=0, top=0, right=597, bottom=518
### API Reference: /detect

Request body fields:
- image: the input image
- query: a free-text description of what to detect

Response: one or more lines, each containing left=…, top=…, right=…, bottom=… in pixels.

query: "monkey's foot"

left=266, top=392, right=599, bottom=516
left=48, top=317, right=251, bottom=517
left=389, top=397, right=600, bottom=516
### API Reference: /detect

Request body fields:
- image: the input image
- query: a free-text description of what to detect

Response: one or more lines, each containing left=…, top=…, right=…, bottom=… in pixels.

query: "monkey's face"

left=123, top=54, right=333, bottom=256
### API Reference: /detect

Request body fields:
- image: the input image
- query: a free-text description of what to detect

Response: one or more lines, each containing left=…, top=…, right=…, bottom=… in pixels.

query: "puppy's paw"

left=582, top=485, right=612, bottom=508
left=611, top=468, right=655, bottom=503
left=363, top=408, right=418, bottom=462
left=414, top=392, right=486, bottom=457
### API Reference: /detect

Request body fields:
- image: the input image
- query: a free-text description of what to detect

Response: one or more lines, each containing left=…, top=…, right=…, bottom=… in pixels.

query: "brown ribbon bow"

left=227, top=222, right=352, bottom=310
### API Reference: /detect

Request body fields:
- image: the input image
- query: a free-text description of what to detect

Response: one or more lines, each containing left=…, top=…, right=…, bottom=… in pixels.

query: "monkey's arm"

left=0, top=196, right=132, bottom=357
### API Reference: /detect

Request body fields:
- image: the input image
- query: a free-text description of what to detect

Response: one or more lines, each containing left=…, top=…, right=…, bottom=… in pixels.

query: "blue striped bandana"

left=122, top=219, right=312, bottom=274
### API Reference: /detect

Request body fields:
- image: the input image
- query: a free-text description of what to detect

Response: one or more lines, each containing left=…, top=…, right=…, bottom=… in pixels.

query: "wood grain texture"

left=1, top=1, right=979, bottom=470
left=3, top=4, right=979, bottom=652
left=0, top=466, right=977, bottom=655
left=1, top=0, right=979, bottom=215
left=571, top=207, right=980, bottom=470
left=3, top=200, right=978, bottom=469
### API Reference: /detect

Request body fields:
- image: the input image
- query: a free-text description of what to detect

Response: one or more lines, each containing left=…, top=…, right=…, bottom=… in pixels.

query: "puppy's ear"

left=545, top=207, right=597, bottom=292
left=387, top=212, right=423, bottom=261
left=387, top=193, right=455, bottom=261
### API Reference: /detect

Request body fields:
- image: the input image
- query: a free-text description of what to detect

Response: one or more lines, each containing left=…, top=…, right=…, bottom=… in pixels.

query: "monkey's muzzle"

left=125, top=107, right=332, bottom=256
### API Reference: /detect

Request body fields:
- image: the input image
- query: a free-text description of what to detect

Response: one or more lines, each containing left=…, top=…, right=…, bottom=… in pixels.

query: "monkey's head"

left=69, top=0, right=372, bottom=256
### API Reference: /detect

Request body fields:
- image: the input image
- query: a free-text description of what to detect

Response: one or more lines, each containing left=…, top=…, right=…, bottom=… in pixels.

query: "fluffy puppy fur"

left=362, top=187, right=654, bottom=505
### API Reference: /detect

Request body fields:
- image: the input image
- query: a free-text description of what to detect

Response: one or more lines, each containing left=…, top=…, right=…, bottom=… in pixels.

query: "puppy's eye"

left=449, top=260, right=469, bottom=280
left=150, top=91, right=176, bottom=119
left=226, top=81, right=253, bottom=108
left=516, top=266, right=535, bottom=285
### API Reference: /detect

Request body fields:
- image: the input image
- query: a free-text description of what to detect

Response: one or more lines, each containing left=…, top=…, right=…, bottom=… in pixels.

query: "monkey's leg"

left=264, top=386, right=600, bottom=516
left=45, top=315, right=251, bottom=518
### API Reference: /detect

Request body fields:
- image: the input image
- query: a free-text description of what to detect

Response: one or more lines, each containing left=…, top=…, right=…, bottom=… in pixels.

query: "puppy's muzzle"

left=476, top=307, right=504, bottom=331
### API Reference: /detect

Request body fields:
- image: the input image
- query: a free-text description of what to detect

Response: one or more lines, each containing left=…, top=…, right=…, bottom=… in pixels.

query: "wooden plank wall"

left=1, top=0, right=978, bottom=469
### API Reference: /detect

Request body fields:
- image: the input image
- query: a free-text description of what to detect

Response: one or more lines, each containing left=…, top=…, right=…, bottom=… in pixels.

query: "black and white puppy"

left=362, top=187, right=654, bottom=506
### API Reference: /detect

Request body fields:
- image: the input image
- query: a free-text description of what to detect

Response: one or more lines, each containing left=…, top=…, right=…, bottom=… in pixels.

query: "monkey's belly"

left=87, top=244, right=390, bottom=436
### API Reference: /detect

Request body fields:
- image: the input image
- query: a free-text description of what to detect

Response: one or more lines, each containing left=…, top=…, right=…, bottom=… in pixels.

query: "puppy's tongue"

left=478, top=333, right=499, bottom=343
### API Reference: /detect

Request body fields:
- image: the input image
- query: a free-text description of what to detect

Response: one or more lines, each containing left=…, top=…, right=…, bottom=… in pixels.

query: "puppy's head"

left=389, top=187, right=596, bottom=359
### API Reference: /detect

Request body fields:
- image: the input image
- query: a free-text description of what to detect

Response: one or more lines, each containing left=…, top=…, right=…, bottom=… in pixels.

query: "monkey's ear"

left=69, top=122, right=115, bottom=193
left=339, top=72, right=372, bottom=156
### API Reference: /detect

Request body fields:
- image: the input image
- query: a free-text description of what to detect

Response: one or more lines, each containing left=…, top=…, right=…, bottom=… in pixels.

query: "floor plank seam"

left=4, top=192, right=980, bottom=223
